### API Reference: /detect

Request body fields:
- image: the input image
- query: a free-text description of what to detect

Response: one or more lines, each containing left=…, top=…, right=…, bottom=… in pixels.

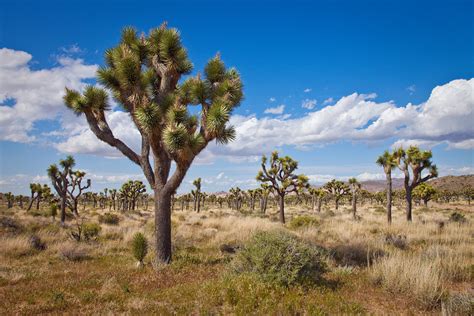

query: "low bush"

left=384, top=233, right=408, bottom=250
left=98, top=213, right=120, bottom=225
left=231, top=230, right=327, bottom=286
left=29, top=234, right=46, bottom=251
left=441, top=293, right=474, bottom=315
left=449, top=212, right=467, bottom=223
left=331, top=242, right=384, bottom=267
left=59, top=243, right=89, bottom=261
left=83, top=223, right=101, bottom=241
left=288, top=215, right=319, bottom=229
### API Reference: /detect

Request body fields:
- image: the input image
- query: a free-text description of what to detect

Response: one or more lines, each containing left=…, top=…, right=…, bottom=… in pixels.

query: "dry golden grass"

left=0, top=200, right=472, bottom=314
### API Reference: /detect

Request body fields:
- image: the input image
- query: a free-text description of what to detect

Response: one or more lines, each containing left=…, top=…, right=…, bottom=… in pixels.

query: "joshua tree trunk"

left=36, top=197, right=40, bottom=210
left=60, top=193, right=67, bottom=225
left=154, top=189, right=172, bottom=263
left=352, top=193, right=357, bottom=219
left=278, top=194, right=285, bottom=224
left=317, top=198, right=322, bottom=212
left=27, top=196, right=35, bottom=211
left=335, top=198, right=339, bottom=210
left=423, top=199, right=428, bottom=207
left=406, top=187, right=413, bottom=221
left=386, top=173, right=392, bottom=224
left=197, top=195, right=201, bottom=213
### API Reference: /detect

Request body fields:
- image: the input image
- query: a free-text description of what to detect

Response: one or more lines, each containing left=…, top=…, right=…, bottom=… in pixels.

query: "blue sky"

left=0, top=0, right=473, bottom=194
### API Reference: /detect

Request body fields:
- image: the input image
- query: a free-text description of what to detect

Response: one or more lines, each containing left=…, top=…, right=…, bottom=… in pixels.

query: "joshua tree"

left=67, top=170, right=91, bottom=216
left=256, top=151, right=309, bottom=223
left=308, top=187, right=323, bottom=212
left=229, top=187, right=244, bottom=211
left=247, top=189, right=259, bottom=211
left=4, top=192, right=14, bottom=208
left=323, top=179, right=349, bottom=210
left=48, top=156, right=75, bottom=225
left=413, top=183, right=437, bottom=207
left=63, top=24, right=242, bottom=263
left=27, top=183, right=47, bottom=211
left=191, top=178, right=202, bottom=212
left=461, top=186, right=474, bottom=205
left=376, top=150, right=397, bottom=224
left=259, top=184, right=272, bottom=214
left=393, top=146, right=438, bottom=221
left=16, top=195, right=24, bottom=208
left=348, top=178, right=361, bottom=219
left=120, top=180, right=146, bottom=211
left=109, top=189, right=117, bottom=210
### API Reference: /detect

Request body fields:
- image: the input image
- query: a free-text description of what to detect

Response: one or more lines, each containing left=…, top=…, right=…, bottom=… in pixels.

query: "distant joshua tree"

left=348, top=178, right=361, bottom=219
left=413, top=183, right=437, bottom=207
left=393, top=146, right=438, bottom=221
left=323, top=179, right=349, bottom=211
left=67, top=170, right=91, bottom=216
left=63, top=24, right=243, bottom=264
left=256, top=151, right=309, bottom=223
left=4, top=192, right=14, bottom=209
left=376, top=150, right=397, bottom=224
left=192, top=178, right=202, bottom=212
left=47, top=156, right=75, bottom=225
left=259, top=184, right=272, bottom=214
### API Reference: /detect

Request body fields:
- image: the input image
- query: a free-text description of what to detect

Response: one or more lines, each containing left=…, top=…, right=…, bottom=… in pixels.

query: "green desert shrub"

left=50, top=204, right=58, bottom=219
left=449, top=212, right=467, bottom=223
left=82, top=223, right=101, bottom=241
left=98, top=213, right=120, bottom=225
left=232, top=231, right=327, bottom=286
left=288, top=215, right=319, bottom=229
left=132, top=232, right=148, bottom=266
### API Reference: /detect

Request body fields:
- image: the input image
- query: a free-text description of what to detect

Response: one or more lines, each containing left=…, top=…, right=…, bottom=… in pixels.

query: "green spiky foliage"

left=48, top=156, right=76, bottom=225
left=323, top=179, right=349, bottom=211
left=132, top=232, right=148, bottom=267
left=67, top=170, right=91, bottom=216
left=393, top=146, right=438, bottom=221
left=191, top=177, right=202, bottom=212
left=63, top=24, right=243, bottom=264
left=119, top=180, right=146, bottom=211
left=376, top=150, right=397, bottom=224
left=348, top=178, right=361, bottom=219
left=412, top=183, right=437, bottom=207
left=256, top=151, right=309, bottom=223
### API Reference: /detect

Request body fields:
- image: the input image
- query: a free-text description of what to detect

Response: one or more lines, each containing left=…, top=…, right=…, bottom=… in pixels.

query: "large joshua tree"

left=256, top=151, right=309, bottom=223
left=376, top=150, right=397, bottom=224
left=63, top=24, right=243, bottom=263
left=393, top=146, right=438, bottom=221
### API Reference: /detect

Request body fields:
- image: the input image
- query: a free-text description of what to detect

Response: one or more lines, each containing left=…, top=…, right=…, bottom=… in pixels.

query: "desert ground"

left=1, top=199, right=472, bottom=315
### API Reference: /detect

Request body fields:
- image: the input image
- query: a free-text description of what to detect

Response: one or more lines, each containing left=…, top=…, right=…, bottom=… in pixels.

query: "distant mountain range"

left=360, top=174, right=474, bottom=192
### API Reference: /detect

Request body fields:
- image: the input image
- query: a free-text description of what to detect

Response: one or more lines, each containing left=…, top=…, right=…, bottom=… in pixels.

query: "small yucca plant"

left=132, top=232, right=148, bottom=268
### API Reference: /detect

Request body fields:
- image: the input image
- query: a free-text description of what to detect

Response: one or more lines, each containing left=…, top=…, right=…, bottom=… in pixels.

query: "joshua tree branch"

left=84, top=111, right=141, bottom=166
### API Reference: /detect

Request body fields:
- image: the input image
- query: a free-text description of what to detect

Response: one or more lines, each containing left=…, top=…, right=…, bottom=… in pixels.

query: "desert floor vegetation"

left=0, top=200, right=472, bottom=314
